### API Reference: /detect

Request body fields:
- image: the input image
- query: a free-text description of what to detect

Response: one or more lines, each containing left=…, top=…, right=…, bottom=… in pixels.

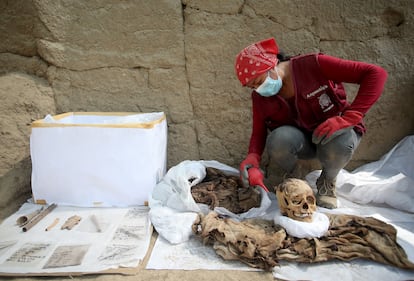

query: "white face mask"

left=255, top=68, right=283, bottom=97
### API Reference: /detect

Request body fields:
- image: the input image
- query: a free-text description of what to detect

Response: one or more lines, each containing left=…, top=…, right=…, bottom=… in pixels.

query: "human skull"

left=275, top=178, right=316, bottom=222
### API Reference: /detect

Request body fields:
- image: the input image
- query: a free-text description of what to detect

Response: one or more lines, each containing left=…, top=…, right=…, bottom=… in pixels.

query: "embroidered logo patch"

left=318, top=93, right=334, bottom=112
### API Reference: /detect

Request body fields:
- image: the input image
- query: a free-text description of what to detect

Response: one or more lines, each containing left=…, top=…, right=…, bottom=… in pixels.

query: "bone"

left=276, top=178, right=316, bottom=222
left=191, top=167, right=261, bottom=214
left=45, top=218, right=60, bottom=231
left=61, top=215, right=82, bottom=230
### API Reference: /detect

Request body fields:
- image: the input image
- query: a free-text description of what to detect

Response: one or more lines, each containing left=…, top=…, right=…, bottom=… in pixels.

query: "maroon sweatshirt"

left=248, top=53, right=388, bottom=156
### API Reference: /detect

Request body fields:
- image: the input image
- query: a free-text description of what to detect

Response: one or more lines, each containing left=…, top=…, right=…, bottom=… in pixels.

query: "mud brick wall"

left=1, top=0, right=413, bottom=217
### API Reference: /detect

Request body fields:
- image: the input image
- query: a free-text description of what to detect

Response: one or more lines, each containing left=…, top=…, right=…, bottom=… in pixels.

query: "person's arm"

left=239, top=92, right=270, bottom=192
left=248, top=93, right=269, bottom=155
left=318, top=54, right=388, bottom=114
left=312, top=54, right=388, bottom=144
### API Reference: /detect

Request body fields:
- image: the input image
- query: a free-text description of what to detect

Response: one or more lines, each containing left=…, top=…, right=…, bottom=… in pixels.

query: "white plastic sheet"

left=274, top=211, right=330, bottom=238
left=149, top=160, right=271, bottom=244
left=147, top=137, right=414, bottom=280
left=147, top=192, right=414, bottom=280
left=307, top=135, right=414, bottom=213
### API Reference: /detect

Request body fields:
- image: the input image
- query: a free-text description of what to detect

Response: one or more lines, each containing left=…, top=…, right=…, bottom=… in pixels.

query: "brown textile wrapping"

left=191, top=167, right=261, bottom=214
left=193, top=212, right=414, bottom=271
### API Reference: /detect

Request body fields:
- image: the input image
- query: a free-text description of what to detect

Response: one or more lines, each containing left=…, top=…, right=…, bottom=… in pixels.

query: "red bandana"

left=235, top=38, right=279, bottom=86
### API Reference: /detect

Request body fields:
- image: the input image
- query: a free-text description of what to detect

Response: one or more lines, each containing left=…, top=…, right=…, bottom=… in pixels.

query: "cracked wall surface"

left=1, top=0, right=413, bottom=217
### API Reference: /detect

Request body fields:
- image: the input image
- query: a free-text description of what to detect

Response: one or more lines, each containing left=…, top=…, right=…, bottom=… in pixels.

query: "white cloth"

left=274, top=211, right=330, bottom=238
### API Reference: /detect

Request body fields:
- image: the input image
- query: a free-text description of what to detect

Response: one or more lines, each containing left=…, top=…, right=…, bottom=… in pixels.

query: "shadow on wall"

left=0, top=157, right=32, bottom=221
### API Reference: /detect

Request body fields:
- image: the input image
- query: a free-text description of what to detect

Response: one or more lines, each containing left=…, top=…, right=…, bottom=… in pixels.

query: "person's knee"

left=266, top=126, right=306, bottom=160
left=317, top=130, right=360, bottom=163
left=323, top=139, right=354, bottom=157
left=267, top=126, right=302, bottom=150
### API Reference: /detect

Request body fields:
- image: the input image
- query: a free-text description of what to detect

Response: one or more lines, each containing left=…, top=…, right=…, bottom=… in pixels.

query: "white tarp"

left=307, top=135, right=414, bottom=213
left=147, top=193, right=414, bottom=280
left=147, top=136, right=414, bottom=280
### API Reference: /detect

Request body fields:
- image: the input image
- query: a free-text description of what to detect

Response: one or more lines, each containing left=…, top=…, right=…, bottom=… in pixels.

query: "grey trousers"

left=265, top=125, right=361, bottom=181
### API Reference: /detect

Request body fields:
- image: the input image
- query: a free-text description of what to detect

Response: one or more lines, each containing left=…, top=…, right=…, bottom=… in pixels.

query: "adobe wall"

left=1, top=0, right=413, bottom=216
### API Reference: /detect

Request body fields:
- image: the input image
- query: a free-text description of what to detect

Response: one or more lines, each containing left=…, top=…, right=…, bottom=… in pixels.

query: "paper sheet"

left=0, top=203, right=152, bottom=275
left=146, top=235, right=258, bottom=271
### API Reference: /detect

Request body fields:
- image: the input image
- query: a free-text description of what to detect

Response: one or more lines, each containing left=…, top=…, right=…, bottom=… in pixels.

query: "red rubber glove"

left=312, top=110, right=363, bottom=145
left=247, top=167, right=269, bottom=192
left=240, top=153, right=260, bottom=172
left=239, top=153, right=269, bottom=192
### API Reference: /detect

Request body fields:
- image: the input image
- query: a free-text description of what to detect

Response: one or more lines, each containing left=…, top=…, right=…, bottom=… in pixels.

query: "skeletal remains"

left=192, top=176, right=414, bottom=271
left=276, top=178, right=317, bottom=222
left=191, top=167, right=261, bottom=214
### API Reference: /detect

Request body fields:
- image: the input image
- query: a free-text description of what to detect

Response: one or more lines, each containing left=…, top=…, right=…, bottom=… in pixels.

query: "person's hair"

left=277, top=50, right=292, bottom=62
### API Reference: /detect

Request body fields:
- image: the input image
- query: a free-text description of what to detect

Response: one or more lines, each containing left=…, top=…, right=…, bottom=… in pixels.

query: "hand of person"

left=312, top=110, right=363, bottom=145
left=247, top=167, right=269, bottom=192
left=240, top=154, right=270, bottom=192
left=240, top=153, right=260, bottom=187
